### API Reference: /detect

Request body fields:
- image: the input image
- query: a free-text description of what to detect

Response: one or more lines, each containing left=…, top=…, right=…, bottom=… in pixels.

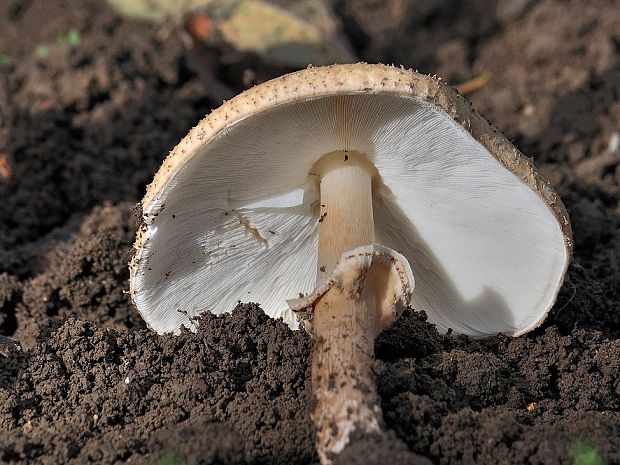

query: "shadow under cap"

left=373, top=190, right=515, bottom=337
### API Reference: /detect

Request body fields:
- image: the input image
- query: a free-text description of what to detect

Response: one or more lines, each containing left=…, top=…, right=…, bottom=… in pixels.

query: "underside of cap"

left=130, top=63, right=572, bottom=337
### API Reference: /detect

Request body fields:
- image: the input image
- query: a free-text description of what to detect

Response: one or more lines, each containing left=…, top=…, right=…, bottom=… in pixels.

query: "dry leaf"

left=107, top=0, right=355, bottom=67
left=0, top=154, right=11, bottom=180
left=106, top=0, right=207, bottom=22
left=456, top=72, right=491, bottom=95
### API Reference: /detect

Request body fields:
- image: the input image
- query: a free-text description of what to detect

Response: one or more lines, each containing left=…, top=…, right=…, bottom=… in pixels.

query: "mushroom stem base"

left=311, top=264, right=383, bottom=464
left=290, top=245, right=415, bottom=465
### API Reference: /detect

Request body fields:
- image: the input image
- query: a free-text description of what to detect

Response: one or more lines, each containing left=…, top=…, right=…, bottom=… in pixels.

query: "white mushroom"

left=130, top=64, right=572, bottom=463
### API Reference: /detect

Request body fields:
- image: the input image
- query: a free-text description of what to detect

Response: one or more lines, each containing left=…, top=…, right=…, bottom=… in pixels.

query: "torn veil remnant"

left=130, top=64, right=572, bottom=464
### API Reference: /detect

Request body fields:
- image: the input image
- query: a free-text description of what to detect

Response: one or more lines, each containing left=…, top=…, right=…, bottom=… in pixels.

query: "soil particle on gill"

left=0, top=304, right=314, bottom=465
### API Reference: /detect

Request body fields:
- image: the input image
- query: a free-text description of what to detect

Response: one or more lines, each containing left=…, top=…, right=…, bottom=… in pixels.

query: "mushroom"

left=130, top=64, right=572, bottom=463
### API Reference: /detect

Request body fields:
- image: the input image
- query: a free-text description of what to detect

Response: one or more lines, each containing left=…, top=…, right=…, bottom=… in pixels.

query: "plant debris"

left=456, top=72, right=491, bottom=95
left=0, top=154, right=11, bottom=180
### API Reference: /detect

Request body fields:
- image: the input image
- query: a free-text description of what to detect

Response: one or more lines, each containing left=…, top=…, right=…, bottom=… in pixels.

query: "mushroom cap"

left=130, top=63, right=572, bottom=337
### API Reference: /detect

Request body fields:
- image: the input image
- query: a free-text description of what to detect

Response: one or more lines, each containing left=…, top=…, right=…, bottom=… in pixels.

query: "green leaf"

left=0, top=54, right=12, bottom=66
left=66, top=28, right=81, bottom=46
left=572, top=440, right=605, bottom=465
left=58, top=28, right=81, bottom=46
left=156, top=453, right=188, bottom=465
left=35, top=45, right=49, bottom=58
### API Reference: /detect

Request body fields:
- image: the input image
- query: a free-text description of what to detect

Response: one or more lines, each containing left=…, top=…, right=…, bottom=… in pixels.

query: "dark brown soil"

left=0, top=0, right=618, bottom=464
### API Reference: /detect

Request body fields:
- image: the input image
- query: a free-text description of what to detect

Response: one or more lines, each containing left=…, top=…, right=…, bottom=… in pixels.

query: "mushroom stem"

left=317, top=152, right=375, bottom=282
left=313, top=152, right=383, bottom=463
